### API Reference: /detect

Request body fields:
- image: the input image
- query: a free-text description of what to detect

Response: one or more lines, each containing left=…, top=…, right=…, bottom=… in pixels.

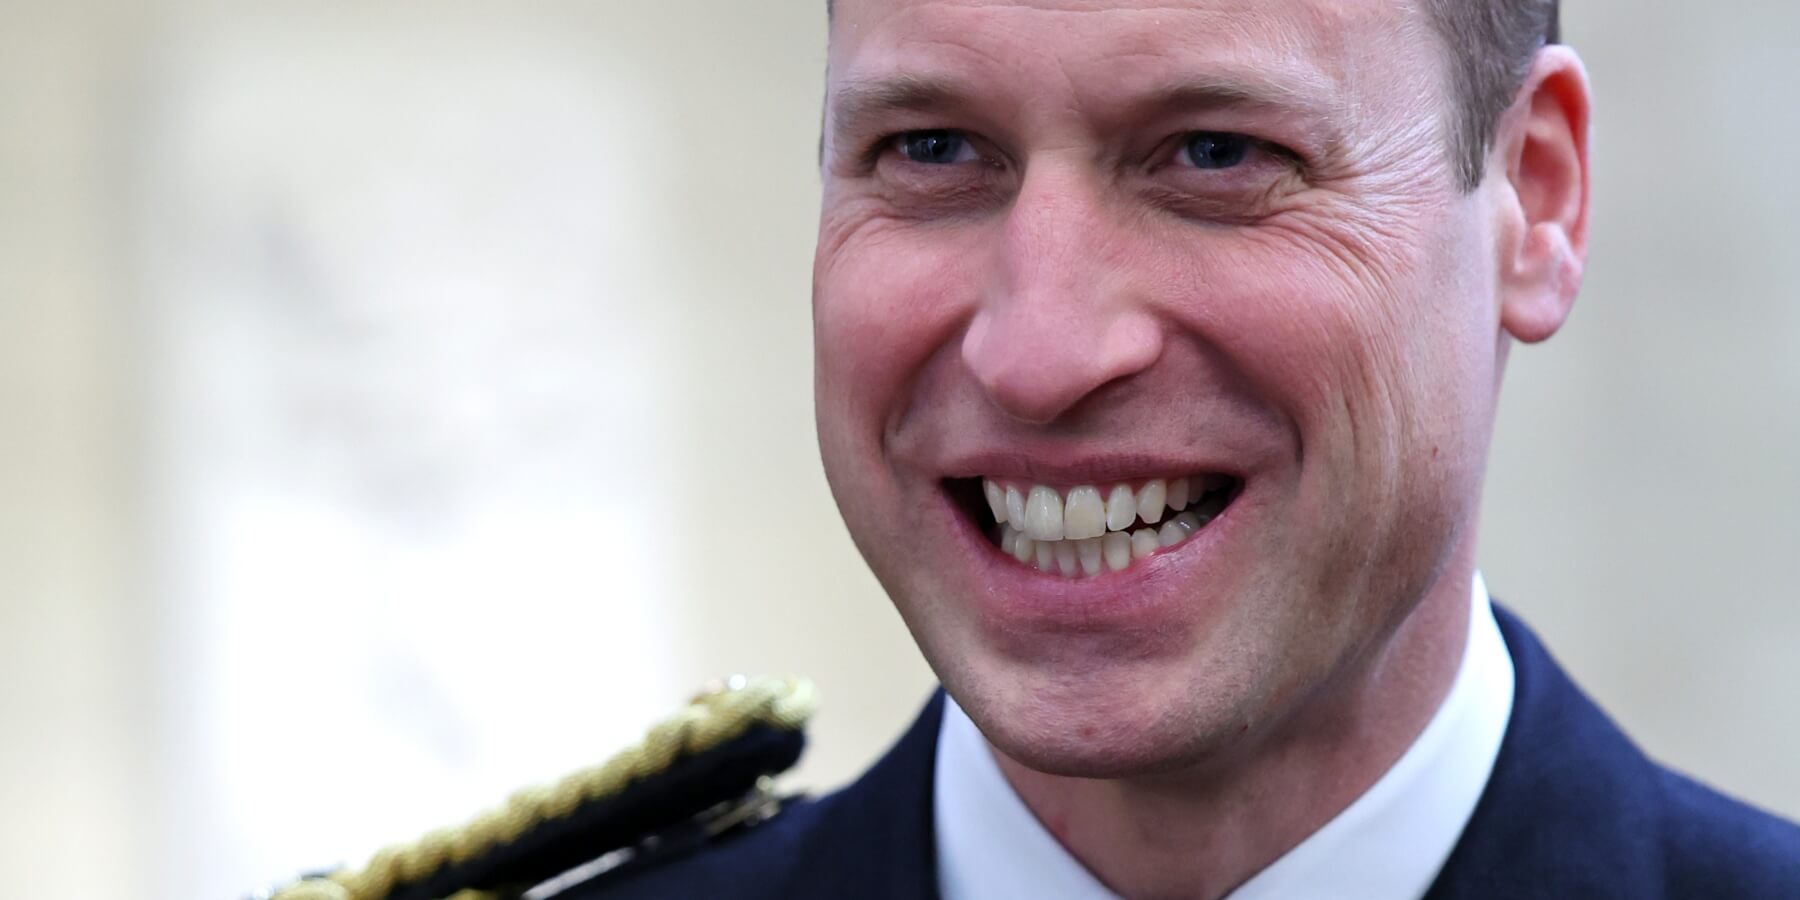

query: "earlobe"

left=1496, top=46, right=1592, bottom=346
left=1503, top=223, right=1582, bottom=343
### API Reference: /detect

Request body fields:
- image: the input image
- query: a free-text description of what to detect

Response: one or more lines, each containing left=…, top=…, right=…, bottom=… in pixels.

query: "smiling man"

left=600, top=0, right=1797, bottom=896
left=262, top=1, right=1799, bottom=899
left=680, top=0, right=1800, bottom=896
left=788, top=0, right=1797, bottom=896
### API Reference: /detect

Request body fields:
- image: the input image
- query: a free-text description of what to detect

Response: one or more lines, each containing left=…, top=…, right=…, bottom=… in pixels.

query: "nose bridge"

left=962, top=166, right=1162, bottom=425
left=1004, top=168, right=1097, bottom=306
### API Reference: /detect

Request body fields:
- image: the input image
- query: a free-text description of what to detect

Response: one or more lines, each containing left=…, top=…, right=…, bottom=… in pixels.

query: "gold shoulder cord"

left=273, top=676, right=819, bottom=900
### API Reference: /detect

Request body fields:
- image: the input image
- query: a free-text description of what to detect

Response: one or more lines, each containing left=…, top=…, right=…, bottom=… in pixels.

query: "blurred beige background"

left=2, top=1, right=1795, bottom=898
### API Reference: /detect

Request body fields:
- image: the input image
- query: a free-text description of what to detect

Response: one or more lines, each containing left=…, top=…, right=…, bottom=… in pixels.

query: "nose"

left=961, top=171, right=1163, bottom=425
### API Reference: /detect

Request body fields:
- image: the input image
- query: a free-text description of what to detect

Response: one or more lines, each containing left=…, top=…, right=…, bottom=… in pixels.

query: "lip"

left=931, top=475, right=1251, bottom=634
left=936, top=450, right=1249, bottom=487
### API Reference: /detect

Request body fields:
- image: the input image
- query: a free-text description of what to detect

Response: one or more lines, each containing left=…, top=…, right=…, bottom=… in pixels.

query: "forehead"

left=827, top=0, right=1429, bottom=115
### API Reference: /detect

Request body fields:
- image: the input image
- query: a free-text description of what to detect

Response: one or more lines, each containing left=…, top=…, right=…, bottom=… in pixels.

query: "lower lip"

left=934, top=486, right=1247, bottom=633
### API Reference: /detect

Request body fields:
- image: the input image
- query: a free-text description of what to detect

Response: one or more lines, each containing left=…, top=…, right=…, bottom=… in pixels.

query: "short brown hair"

left=1422, top=0, right=1561, bottom=189
left=824, top=0, right=1561, bottom=190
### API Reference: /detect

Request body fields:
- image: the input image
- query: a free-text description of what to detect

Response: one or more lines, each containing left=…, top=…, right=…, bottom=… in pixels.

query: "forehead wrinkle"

left=830, top=0, right=1420, bottom=172
left=839, top=0, right=1293, bottom=17
left=832, top=2, right=1355, bottom=100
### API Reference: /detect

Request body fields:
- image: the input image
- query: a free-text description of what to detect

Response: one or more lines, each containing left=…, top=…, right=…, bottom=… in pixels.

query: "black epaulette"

left=256, top=676, right=816, bottom=900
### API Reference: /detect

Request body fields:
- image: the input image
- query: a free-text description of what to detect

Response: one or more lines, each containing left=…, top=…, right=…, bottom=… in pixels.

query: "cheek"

left=1145, top=207, right=1487, bottom=490
left=1153, top=231, right=1412, bottom=439
left=813, top=211, right=984, bottom=467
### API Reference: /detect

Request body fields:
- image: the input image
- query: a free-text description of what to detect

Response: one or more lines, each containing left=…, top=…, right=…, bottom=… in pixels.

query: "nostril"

left=961, top=328, right=1098, bottom=425
left=960, top=314, right=1053, bottom=422
left=961, top=308, right=1165, bottom=426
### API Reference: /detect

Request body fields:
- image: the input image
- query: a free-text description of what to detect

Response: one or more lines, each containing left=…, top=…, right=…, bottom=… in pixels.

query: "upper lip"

left=935, top=449, right=1246, bottom=486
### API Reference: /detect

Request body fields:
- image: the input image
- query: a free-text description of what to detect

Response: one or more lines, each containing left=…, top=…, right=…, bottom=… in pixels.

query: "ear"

left=1492, top=46, right=1592, bottom=345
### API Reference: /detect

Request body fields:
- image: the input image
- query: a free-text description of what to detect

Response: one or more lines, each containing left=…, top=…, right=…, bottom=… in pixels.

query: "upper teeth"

left=983, top=475, right=1228, bottom=579
left=983, top=477, right=1199, bottom=542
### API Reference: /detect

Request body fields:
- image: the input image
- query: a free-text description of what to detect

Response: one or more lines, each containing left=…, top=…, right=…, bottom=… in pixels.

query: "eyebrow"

left=826, top=69, right=1341, bottom=157
left=827, top=74, right=966, bottom=154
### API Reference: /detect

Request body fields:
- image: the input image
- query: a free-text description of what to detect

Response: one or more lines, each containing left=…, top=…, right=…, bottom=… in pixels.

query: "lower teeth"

left=998, top=506, right=1215, bottom=578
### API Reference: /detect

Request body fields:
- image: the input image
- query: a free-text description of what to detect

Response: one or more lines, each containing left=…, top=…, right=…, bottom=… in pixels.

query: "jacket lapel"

left=795, top=607, right=1666, bottom=900
left=788, top=690, right=946, bottom=900
left=1424, top=605, right=1661, bottom=899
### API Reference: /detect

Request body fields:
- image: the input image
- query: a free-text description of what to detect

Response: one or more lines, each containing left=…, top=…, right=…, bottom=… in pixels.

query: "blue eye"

left=899, top=130, right=970, bottom=165
left=1183, top=132, right=1252, bottom=169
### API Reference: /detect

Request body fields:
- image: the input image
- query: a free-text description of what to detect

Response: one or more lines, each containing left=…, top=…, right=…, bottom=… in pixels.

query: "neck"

left=990, top=563, right=1475, bottom=900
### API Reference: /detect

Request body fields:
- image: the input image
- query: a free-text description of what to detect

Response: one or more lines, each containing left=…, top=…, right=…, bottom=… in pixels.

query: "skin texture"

left=812, top=1, right=1590, bottom=896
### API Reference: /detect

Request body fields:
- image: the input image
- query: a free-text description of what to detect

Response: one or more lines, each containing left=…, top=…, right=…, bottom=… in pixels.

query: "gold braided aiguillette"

left=272, top=676, right=818, bottom=900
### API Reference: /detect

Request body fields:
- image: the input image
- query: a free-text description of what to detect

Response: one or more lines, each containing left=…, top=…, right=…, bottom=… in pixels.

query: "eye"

left=1180, top=132, right=1253, bottom=170
left=896, top=130, right=977, bottom=165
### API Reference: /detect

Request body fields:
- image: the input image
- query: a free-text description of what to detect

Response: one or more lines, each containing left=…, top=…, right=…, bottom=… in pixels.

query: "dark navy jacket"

left=580, top=608, right=1800, bottom=898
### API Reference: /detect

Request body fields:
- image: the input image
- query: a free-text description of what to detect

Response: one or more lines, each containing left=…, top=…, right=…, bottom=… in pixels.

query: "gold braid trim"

left=273, top=676, right=818, bottom=900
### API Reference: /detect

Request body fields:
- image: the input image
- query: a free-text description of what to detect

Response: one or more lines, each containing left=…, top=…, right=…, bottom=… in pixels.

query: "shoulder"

left=568, top=691, right=946, bottom=900
left=556, top=792, right=835, bottom=899
left=1657, top=767, right=1800, bottom=895
left=1432, top=607, right=1800, bottom=899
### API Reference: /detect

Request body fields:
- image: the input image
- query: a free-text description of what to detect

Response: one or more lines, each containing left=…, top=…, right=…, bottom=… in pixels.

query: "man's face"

left=814, top=0, right=1508, bottom=775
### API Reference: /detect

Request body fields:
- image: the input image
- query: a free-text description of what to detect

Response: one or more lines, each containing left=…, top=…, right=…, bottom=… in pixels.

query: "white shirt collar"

left=933, top=573, right=1515, bottom=900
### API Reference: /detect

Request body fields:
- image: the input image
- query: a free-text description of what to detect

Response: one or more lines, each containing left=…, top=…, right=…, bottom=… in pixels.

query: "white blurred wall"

left=1487, top=0, right=1800, bottom=830
left=1, top=2, right=1795, bottom=899
left=135, top=10, right=699, bottom=892
left=0, top=3, right=153, bottom=898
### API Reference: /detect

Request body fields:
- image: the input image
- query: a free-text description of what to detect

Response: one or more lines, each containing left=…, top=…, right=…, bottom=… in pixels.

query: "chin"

left=944, top=650, right=1269, bottom=779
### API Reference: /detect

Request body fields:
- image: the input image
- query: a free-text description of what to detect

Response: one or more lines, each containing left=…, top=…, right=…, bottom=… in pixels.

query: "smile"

left=951, top=475, right=1244, bottom=578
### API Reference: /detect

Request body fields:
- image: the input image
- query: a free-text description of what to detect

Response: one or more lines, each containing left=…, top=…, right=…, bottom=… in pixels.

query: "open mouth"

left=945, top=474, right=1244, bottom=578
